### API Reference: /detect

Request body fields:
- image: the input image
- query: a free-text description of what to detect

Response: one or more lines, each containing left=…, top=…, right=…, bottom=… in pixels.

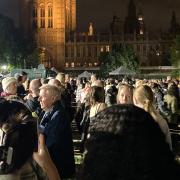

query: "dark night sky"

left=0, top=0, right=180, bottom=32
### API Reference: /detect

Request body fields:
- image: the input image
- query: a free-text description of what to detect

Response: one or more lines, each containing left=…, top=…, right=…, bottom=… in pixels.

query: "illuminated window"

left=48, top=6, right=53, bottom=28
left=106, top=45, right=110, bottom=52
left=40, top=6, right=45, bottom=17
left=65, top=63, right=69, bottom=67
left=40, top=6, right=45, bottom=28
left=140, top=29, right=144, bottom=35
left=77, top=63, right=81, bottom=67
left=48, top=19, right=53, bottom=28
left=138, top=16, right=143, bottom=21
left=33, top=7, right=37, bottom=18
left=100, top=46, right=104, bottom=52
left=48, top=6, right=53, bottom=17
left=71, top=62, right=75, bottom=67
left=89, top=63, right=92, bottom=67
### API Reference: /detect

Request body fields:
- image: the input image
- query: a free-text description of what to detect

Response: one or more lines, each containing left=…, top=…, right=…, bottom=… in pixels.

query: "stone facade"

left=20, top=0, right=76, bottom=71
left=19, top=0, right=175, bottom=71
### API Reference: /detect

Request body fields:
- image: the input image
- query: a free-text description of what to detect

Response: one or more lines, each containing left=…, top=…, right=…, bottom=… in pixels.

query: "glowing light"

left=106, top=45, right=110, bottom=52
left=100, top=46, right=104, bottom=52
left=1, top=65, right=7, bottom=70
left=138, top=16, right=143, bottom=21
left=140, top=30, right=144, bottom=35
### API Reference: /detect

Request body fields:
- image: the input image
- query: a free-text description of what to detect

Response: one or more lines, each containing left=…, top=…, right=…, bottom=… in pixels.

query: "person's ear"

left=52, top=95, right=58, bottom=103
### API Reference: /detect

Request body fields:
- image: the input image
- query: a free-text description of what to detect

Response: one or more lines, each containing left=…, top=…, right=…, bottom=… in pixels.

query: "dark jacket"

left=39, top=101, right=75, bottom=178
left=17, top=84, right=27, bottom=98
left=105, top=85, right=118, bottom=107
left=25, top=97, right=41, bottom=117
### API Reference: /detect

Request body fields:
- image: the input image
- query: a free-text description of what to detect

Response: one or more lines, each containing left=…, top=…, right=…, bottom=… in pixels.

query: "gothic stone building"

left=19, top=0, right=175, bottom=71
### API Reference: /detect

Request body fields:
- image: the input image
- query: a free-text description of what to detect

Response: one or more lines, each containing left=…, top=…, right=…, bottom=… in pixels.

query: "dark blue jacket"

left=39, top=101, right=75, bottom=178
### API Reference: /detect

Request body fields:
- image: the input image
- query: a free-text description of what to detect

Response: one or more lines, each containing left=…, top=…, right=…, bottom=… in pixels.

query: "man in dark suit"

left=38, top=84, right=75, bottom=179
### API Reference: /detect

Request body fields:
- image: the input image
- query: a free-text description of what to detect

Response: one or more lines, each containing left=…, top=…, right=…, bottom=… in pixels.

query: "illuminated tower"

left=20, top=0, right=76, bottom=70
left=137, top=9, right=145, bottom=35
left=88, top=23, right=94, bottom=36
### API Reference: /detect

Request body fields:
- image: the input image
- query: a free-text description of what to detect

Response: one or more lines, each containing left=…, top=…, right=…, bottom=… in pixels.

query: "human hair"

left=133, top=85, right=154, bottom=113
left=81, top=105, right=180, bottom=180
left=0, top=100, right=38, bottom=174
left=48, top=78, right=61, bottom=87
left=167, top=84, right=178, bottom=97
left=89, top=86, right=105, bottom=106
left=56, top=73, right=65, bottom=85
left=29, top=79, right=41, bottom=94
left=21, top=71, right=27, bottom=76
left=39, top=84, right=61, bottom=100
left=17, top=75, right=23, bottom=83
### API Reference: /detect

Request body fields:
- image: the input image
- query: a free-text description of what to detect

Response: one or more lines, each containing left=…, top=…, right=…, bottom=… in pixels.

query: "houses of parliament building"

left=19, top=0, right=180, bottom=71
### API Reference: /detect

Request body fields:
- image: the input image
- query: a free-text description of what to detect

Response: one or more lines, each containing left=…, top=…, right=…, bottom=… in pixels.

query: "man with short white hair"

left=38, top=84, right=75, bottom=179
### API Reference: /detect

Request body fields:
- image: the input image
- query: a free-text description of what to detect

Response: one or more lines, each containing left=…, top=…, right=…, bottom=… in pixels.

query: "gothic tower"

left=169, top=11, right=180, bottom=35
left=137, top=8, right=145, bottom=35
left=110, top=14, right=123, bottom=35
left=20, top=0, right=76, bottom=70
left=124, top=0, right=138, bottom=34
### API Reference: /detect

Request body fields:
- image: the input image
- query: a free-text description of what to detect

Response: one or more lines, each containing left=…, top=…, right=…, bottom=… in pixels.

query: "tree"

left=0, top=14, right=40, bottom=69
left=99, top=43, right=139, bottom=77
left=161, top=50, right=171, bottom=66
left=170, top=35, right=180, bottom=67
left=0, top=14, right=16, bottom=65
left=26, top=48, right=40, bottom=68
left=169, top=35, right=180, bottom=77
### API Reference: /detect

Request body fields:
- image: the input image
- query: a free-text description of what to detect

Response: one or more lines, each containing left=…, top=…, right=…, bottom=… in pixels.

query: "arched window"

left=40, top=5, right=45, bottom=28
left=48, top=5, right=53, bottom=28
left=33, top=6, right=37, bottom=18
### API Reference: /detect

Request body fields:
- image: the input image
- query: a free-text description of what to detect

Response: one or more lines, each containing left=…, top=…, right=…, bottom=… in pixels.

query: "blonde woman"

left=117, top=84, right=134, bottom=104
left=133, top=85, right=172, bottom=150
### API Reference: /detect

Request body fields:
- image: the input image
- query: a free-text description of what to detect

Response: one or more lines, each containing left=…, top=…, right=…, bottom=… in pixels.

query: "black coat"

left=39, top=101, right=75, bottom=178
left=25, top=97, right=41, bottom=116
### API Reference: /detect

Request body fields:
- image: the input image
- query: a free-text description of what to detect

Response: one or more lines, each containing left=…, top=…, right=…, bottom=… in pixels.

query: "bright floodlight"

left=2, top=65, right=7, bottom=70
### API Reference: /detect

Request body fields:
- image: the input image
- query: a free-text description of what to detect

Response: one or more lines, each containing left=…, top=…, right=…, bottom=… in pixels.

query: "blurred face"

left=90, top=75, right=96, bottom=83
left=133, top=95, right=144, bottom=109
left=6, top=81, right=17, bottom=94
left=118, top=87, right=133, bottom=104
left=38, top=89, right=55, bottom=111
left=22, top=75, right=27, bottom=83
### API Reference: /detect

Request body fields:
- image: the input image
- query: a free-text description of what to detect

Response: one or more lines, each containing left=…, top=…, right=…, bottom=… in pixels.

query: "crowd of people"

left=0, top=71, right=179, bottom=179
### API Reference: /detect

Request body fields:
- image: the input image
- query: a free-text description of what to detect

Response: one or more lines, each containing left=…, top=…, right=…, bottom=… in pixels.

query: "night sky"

left=0, top=0, right=180, bottom=32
